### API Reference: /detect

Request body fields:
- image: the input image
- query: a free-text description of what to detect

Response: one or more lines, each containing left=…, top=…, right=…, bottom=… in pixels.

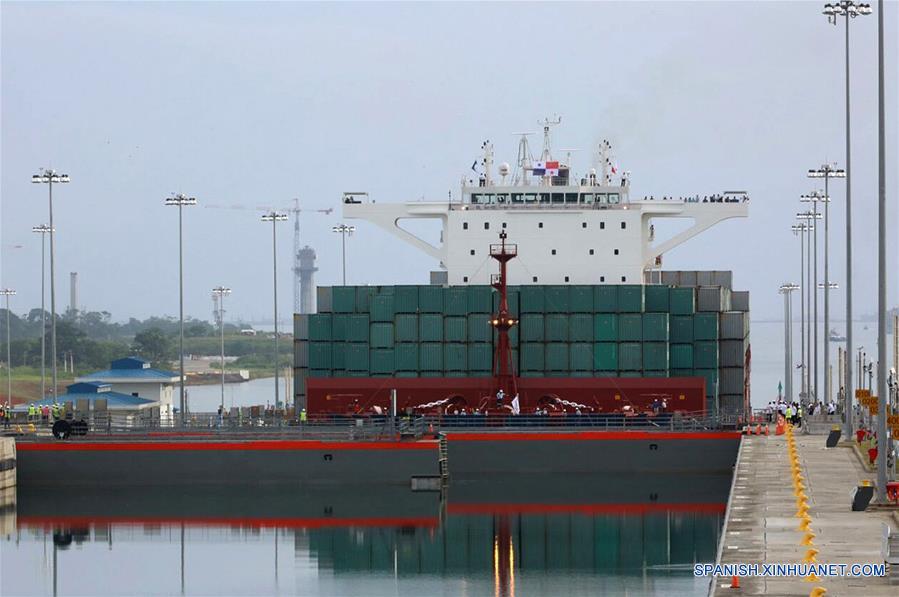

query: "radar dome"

left=498, top=162, right=511, bottom=176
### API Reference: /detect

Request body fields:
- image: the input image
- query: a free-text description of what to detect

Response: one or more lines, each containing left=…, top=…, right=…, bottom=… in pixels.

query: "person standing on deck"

left=495, top=389, right=505, bottom=409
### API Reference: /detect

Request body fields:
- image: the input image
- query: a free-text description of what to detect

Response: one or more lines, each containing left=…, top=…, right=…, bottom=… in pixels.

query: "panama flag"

left=532, top=161, right=560, bottom=177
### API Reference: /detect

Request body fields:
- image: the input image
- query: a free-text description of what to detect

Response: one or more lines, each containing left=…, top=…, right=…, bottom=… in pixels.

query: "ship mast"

left=490, top=231, right=519, bottom=401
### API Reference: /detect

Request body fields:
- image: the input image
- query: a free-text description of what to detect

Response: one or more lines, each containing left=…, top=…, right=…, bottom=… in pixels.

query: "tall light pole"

left=792, top=224, right=812, bottom=400
left=31, top=169, right=69, bottom=399
left=874, top=0, right=888, bottom=503
left=1, top=289, right=15, bottom=406
left=796, top=210, right=822, bottom=405
left=824, top=0, right=872, bottom=438
left=212, top=287, right=231, bottom=416
left=165, top=193, right=197, bottom=424
left=32, top=225, right=53, bottom=400
left=807, top=168, right=845, bottom=411
left=818, top=282, right=840, bottom=403
left=332, top=224, right=356, bottom=286
left=780, top=284, right=800, bottom=403
left=262, top=212, right=288, bottom=409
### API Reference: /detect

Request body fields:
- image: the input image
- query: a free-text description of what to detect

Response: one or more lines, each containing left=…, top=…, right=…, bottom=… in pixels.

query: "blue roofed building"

left=76, top=357, right=178, bottom=421
left=17, top=381, right=157, bottom=412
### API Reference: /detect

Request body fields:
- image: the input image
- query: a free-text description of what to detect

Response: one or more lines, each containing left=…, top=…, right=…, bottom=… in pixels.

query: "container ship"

left=294, top=118, right=752, bottom=420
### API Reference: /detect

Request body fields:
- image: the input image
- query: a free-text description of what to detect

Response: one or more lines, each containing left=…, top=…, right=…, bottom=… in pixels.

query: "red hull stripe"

left=447, top=502, right=726, bottom=515
left=447, top=431, right=739, bottom=442
left=16, top=440, right=437, bottom=452
left=17, top=515, right=438, bottom=529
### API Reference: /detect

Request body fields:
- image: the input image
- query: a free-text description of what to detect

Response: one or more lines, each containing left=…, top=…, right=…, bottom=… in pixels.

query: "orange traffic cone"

left=730, top=576, right=740, bottom=589
left=801, top=531, right=816, bottom=545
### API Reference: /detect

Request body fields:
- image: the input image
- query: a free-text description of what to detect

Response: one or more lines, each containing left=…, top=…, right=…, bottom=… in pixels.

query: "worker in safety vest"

left=785, top=404, right=793, bottom=424
left=51, top=403, right=60, bottom=420
left=796, top=404, right=803, bottom=428
left=300, top=409, right=307, bottom=423
left=27, top=404, right=36, bottom=421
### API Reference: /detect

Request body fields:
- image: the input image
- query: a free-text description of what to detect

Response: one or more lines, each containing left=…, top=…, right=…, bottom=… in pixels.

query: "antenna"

left=537, top=116, right=561, bottom=161
left=511, top=132, right=535, bottom=186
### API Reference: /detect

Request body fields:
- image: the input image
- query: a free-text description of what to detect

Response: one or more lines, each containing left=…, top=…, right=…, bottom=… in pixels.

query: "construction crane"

left=205, top=200, right=333, bottom=313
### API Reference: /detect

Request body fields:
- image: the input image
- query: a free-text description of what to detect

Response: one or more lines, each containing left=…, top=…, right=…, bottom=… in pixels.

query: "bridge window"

left=583, top=194, right=594, bottom=204
left=540, top=193, right=550, bottom=203
left=551, top=193, right=564, bottom=203
left=524, top=193, right=537, bottom=203
left=471, top=194, right=480, bottom=204
left=595, top=194, right=606, bottom=203
left=511, top=193, right=523, bottom=203
left=496, top=194, right=508, bottom=204
left=609, top=193, right=620, bottom=204
left=565, top=193, right=578, bottom=203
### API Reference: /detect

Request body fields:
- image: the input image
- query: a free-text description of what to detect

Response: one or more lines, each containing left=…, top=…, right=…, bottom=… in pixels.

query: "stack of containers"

left=294, top=277, right=750, bottom=417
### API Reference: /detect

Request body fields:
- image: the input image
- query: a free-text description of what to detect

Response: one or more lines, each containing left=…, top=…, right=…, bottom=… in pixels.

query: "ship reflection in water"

left=2, top=474, right=728, bottom=596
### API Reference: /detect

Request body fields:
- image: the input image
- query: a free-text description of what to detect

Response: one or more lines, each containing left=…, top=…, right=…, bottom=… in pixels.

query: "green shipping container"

left=693, top=313, right=719, bottom=341
left=594, top=286, right=618, bottom=312
left=520, top=371, right=544, bottom=378
left=642, top=313, right=669, bottom=342
left=618, top=314, right=643, bottom=341
left=332, top=316, right=347, bottom=342
left=394, top=314, right=419, bottom=343
left=644, top=285, right=670, bottom=312
left=332, top=286, right=356, bottom=313
left=443, top=344, right=467, bottom=371
left=670, top=315, right=694, bottom=343
left=696, top=368, right=719, bottom=396
left=309, top=314, right=332, bottom=341
left=444, top=287, right=468, bottom=316
left=394, top=286, right=419, bottom=313
left=617, top=285, right=644, bottom=313
left=468, top=343, right=492, bottom=371
left=618, top=371, right=642, bottom=378
left=331, top=343, right=346, bottom=370
left=545, top=343, right=569, bottom=371
left=619, top=343, right=642, bottom=371
left=308, top=369, right=331, bottom=378
left=694, top=341, right=719, bottom=369
left=370, top=295, right=395, bottom=322
left=643, top=342, right=669, bottom=370
left=570, top=286, right=593, bottom=313
left=467, top=314, right=492, bottom=343
left=345, top=343, right=369, bottom=372
left=420, top=370, right=442, bottom=378
left=344, top=371, right=369, bottom=378
left=520, top=343, right=545, bottom=371
left=395, top=344, right=418, bottom=370
left=520, top=286, right=545, bottom=313
left=643, top=370, right=669, bottom=378
left=545, top=286, right=570, bottom=313
left=346, top=314, right=370, bottom=342
left=671, top=368, right=694, bottom=377
left=419, top=314, right=443, bottom=342
left=309, top=342, right=332, bottom=369
left=444, top=317, right=467, bottom=342
left=355, top=286, right=373, bottom=313
left=396, top=371, right=419, bottom=378
left=545, top=314, right=569, bottom=342
left=569, top=314, right=593, bottom=342
left=520, top=314, right=544, bottom=342
left=594, top=314, right=618, bottom=342
left=670, top=287, right=695, bottom=315
left=370, top=323, right=394, bottom=348
left=669, top=344, right=695, bottom=369
left=370, top=349, right=395, bottom=374
left=570, top=343, right=593, bottom=371
left=595, top=370, right=617, bottom=377
left=419, top=343, right=443, bottom=371
left=593, top=343, right=618, bottom=370
left=467, top=286, right=493, bottom=313
left=418, top=285, right=444, bottom=313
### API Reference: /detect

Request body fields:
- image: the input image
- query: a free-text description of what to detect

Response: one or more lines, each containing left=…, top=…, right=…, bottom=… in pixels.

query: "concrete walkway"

left=713, top=432, right=896, bottom=596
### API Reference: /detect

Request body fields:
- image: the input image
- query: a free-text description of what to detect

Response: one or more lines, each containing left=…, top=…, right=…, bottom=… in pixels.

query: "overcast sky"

left=1, top=1, right=896, bottom=324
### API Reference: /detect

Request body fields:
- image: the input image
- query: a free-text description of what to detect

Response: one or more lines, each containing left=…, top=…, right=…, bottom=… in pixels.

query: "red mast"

left=490, top=231, right=518, bottom=400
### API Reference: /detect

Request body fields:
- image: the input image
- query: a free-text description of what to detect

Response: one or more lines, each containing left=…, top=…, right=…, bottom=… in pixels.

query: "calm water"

left=1, top=476, right=728, bottom=596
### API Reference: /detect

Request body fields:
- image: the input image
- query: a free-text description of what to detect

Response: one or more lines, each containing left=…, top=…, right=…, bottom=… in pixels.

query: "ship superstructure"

left=343, top=118, right=749, bottom=285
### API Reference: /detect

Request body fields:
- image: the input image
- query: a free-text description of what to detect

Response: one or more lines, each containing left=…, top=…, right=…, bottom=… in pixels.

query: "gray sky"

left=1, top=1, right=896, bottom=324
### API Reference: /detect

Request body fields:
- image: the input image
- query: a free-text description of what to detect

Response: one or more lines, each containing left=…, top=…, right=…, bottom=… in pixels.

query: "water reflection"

left=3, top=476, right=726, bottom=596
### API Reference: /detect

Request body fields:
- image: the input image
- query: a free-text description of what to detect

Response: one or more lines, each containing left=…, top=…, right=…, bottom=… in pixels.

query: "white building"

left=76, top=357, right=178, bottom=421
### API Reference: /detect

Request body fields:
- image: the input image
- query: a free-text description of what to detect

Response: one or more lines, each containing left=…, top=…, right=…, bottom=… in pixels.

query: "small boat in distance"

left=829, top=328, right=847, bottom=342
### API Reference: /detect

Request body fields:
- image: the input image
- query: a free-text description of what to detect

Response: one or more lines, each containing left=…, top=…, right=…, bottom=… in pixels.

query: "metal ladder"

left=438, top=433, right=449, bottom=486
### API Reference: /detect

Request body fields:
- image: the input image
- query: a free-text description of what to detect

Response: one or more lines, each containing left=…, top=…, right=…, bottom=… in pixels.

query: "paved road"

left=713, top=432, right=896, bottom=596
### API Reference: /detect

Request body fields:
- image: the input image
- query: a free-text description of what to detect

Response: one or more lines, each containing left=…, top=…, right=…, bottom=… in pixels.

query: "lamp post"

left=262, top=212, right=288, bottom=409
left=332, top=224, right=356, bottom=285
left=31, top=170, right=69, bottom=399
left=792, top=224, right=812, bottom=400
left=824, top=0, right=872, bottom=440
left=780, top=284, right=800, bottom=403
left=212, top=286, right=231, bottom=417
left=796, top=210, right=822, bottom=405
left=165, top=193, right=197, bottom=424
left=818, top=282, right=840, bottom=403
left=1, top=289, right=15, bottom=406
left=807, top=168, right=845, bottom=414
left=874, top=0, right=888, bottom=503
left=32, top=225, right=53, bottom=400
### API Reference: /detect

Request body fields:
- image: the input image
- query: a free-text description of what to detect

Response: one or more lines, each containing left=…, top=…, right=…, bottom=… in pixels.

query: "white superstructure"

left=343, top=119, right=749, bottom=285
